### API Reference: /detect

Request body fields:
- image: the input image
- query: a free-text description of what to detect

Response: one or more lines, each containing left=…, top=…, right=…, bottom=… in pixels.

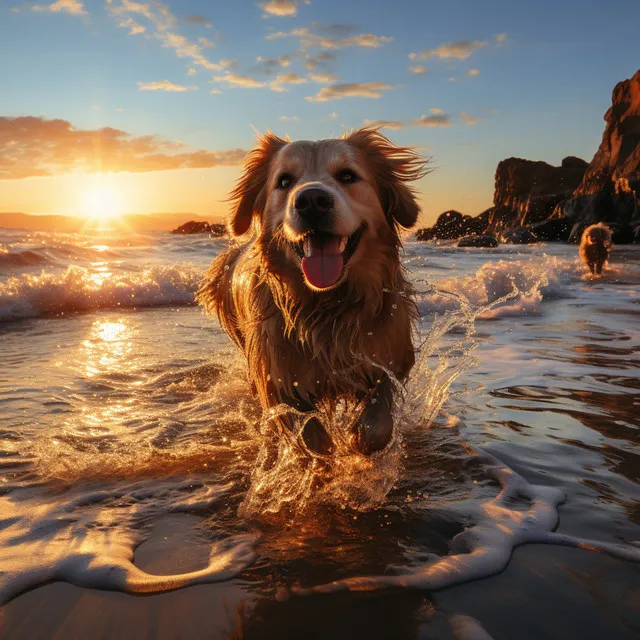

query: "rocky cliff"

left=561, top=69, right=640, bottom=226
left=415, top=69, right=640, bottom=243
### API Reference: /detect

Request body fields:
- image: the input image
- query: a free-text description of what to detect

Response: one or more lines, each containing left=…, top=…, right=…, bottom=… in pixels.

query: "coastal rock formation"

left=414, top=210, right=484, bottom=241
left=171, top=221, right=227, bottom=236
left=457, top=234, right=498, bottom=248
left=561, top=69, right=640, bottom=228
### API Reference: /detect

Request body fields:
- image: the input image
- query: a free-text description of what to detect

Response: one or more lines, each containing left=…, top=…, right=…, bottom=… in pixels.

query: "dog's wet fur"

left=197, top=128, right=427, bottom=455
left=579, top=223, right=612, bottom=276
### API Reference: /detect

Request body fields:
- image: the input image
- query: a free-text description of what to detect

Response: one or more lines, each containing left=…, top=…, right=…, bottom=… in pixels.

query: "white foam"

left=0, top=480, right=255, bottom=605
left=288, top=449, right=640, bottom=598
left=0, top=264, right=203, bottom=322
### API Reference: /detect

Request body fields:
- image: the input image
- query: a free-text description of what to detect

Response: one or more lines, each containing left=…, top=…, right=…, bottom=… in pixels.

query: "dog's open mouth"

left=291, top=225, right=365, bottom=289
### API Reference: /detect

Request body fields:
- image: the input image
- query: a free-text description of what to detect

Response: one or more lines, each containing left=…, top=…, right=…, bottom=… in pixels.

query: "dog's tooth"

left=304, top=237, right=312, bottom=257
left=339, top=236, right=347, bottom=252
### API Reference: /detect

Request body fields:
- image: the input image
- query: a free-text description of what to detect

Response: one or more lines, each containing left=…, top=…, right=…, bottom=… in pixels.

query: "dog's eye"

left=336, top=169, right=359, bottom=184
left=277, top=173, right=293, bottom=189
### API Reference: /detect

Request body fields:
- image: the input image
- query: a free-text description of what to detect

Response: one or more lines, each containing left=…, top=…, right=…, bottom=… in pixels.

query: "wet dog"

left=579, top=223, right=612, bottom=276
left=197, top=128, right=426, bottom=455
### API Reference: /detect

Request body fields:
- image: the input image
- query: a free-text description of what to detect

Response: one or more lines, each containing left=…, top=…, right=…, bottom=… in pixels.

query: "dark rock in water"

left=502, top=227, right=538, bottom=244
left=561, top=156, right=589, bottom=169
left=561, top=69, right=640, bottom=226
left=528, top=217, right=574, bottom=242
left=415, top=209, right=485, bottom=241
left=171, top=221, right=227, bottom=236
left=608, top=223, right=635, bottom=244
left=457, top=234, right=498, bottom=248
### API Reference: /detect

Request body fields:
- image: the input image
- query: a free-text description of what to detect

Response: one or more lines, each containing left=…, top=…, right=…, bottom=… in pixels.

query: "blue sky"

left=0, top=0, right=639, bottom=223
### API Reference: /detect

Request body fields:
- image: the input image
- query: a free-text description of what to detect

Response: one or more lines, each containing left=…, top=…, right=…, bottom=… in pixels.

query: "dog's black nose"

left=294, top=188, right=334, bottom=220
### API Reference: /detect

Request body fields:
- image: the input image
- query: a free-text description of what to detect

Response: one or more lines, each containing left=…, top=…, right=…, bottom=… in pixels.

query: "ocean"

left=0, top=227, right=638, bottom=639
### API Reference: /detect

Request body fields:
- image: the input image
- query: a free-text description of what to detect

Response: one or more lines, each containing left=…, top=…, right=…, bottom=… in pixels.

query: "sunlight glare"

left=82, top=186, right=123, bottom=222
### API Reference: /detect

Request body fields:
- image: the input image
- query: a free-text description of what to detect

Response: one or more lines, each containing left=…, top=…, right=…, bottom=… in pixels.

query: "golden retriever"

left=197, top=128, right=426, bottom=455
left=579, top=223, right=612, bottom=276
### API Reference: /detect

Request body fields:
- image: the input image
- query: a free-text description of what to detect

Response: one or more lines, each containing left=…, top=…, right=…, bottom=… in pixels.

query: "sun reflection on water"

left=81, top=318, right=134, bottom=377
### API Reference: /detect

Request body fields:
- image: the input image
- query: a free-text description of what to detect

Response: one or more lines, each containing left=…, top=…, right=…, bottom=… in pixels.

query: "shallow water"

left=0, top=228, right=638, bottom=639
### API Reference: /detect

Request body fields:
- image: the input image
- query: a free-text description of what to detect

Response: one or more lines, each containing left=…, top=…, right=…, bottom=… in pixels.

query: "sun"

left=82, top=186, right=123, bottom=222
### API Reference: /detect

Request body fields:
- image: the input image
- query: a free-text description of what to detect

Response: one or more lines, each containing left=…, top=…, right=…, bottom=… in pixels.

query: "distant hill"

left=0, top=212, right=224, bottom=232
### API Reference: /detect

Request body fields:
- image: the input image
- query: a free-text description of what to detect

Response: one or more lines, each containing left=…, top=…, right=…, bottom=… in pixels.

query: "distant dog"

left=197, top=128, right=426, bottom=455
left=579, top=223, right=612, bottom=276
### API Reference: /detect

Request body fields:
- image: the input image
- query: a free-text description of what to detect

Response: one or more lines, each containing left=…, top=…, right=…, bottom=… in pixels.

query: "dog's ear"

left=345, top=127, right=428, bottom=230
left=229, top=131, right=288, bottom=236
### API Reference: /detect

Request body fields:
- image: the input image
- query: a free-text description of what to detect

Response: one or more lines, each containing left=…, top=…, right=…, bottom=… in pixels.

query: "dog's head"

left=228, top=128, right=427, bottom=291
left=583, top=223, right=612, bottom=247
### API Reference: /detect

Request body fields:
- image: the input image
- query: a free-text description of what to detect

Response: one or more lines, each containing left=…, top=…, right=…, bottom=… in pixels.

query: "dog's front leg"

left=353, top=376, right=395, bottom=455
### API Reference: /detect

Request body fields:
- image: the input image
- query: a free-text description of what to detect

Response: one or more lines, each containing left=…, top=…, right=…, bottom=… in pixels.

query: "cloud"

left=214, top=73, right=265, bottom=88
left=271, top=26, right=392, bottom=50
left=496, top=33, right=507, bottom=42
left=279, top=115, right=299, bottom=121
left=430, top=108, right=443, bottom=114
left=270, top=72, right=308, bottom=91
left=137, top=80, right=192, bottom=92
left=0, top=116, right=246, bottom=179
left=107, top=1, right=231, bottom=72
left=362, top=119, right=403, bottom=130
left=328, top=112, right=338, bottom=119
left=467, top=68, right=480, bottom=76
left=256, top=54, right=293, bottom=75
left=32, top=0, right=86, bottom=15
left=259, top=0, right=300, bottom=17
left=410, top=39, right=488, bottom=61
left=210, top=89, right=222, bottom=94
left=187, top=68, right=197, bottom=76
left=308, top=72, right=338, bottom=83
left=460, top=112, right=479, bottom=125
left=304, top=51, right=336, bottom=69
left=305, top=82, right=392, bottom=102
left=180, top=14, right=212, bottom=27
left=412, top=113, right=452, bottom=127
left=408, top=65, right=428, bottom=75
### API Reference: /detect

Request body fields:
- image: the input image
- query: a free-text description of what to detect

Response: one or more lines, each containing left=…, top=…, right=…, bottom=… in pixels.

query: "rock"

left=414, top=209, right=486, bottom=241
left=608, top=223, right=636, bottom=244
left=562, top=69, right=640, bottom=225
left=561, top=156, right=589, bottom=169
left=170, top=221, right=227, bottom=236
left=528, top=217, right=574, bottom=242
left=490, top=157, right=588, bottom=233
left=502, top=227, right=538, bottom=244
left=457, top=234, right=498, bottom=248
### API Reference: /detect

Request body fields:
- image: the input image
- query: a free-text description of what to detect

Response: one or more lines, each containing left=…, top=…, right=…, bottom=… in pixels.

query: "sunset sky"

left=1, top=0, right=639, bottom=225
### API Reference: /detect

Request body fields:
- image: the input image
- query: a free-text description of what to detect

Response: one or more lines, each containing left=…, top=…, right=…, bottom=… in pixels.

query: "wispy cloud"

left=214, top=73, right=266, bottom=88
left=362, top=119, right=403, bottom=130
left=328, top=112, right=338, bottom=119
left=259, top=0, right=303, bottom=17
left=304, top=51, right=336, bottom=69
left=180, top=14, right=212, bottom=27
left=467, top=68, right=480, bottom=76
left=460, top=112, right=479, bottom=125
left=305, top=81, right=392, bottom=102
left=279, top=115, right=299, bottom=121
left=0, top=116, right=246, bottom=179
left=255, top=54, right=293, bottom=75
left=32, top=0, right=86, bottom=16
left=412, top=113, right=452, bottom=127
left=308, top=72, right=338, bottom=83
left=137, top=80, right=192, bottom=92
left=106, top=1, right=232, bottom=72
left=408, top=65, right=428, bottom=75
left=270, top=72, right=308, bottom=92
left=187, top=68, right=197, bottom=76
left=410, top=38, right=489, bottom=61
left=269, top=25, right=392, bottom=50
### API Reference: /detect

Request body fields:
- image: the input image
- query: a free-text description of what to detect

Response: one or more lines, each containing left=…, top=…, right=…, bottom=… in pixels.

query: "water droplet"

left=392, top=304, right=398, bottom=309
left=293, top=381, right=299, bottom=387
left=367, top=331, right=373, bottom=336
left=266, top=374, right=271, bottom=381
left=224, top=264, right=230, bottom=271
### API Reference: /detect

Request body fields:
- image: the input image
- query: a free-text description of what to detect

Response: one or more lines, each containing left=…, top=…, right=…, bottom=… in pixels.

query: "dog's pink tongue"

left=301, top=235, right=343, bottom=289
